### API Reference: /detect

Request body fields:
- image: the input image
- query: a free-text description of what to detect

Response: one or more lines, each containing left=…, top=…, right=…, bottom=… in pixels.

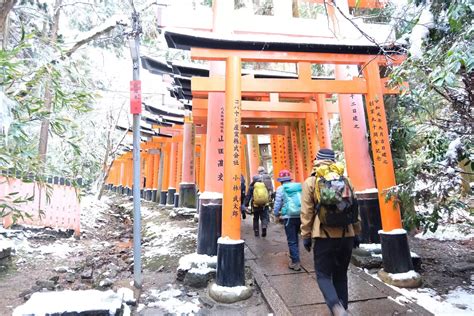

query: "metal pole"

left=130, top=10, right=142, bottom=289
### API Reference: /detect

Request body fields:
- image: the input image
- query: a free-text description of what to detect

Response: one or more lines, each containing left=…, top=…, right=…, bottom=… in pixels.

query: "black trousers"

left=313, top=237, right=354, bottom=310
left=252, top=205, right=269, bottom=232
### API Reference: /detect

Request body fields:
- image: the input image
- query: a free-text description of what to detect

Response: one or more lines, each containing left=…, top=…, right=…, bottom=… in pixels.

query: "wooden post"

left=363, top=61, right=402, bottom=231
left=270, top=135, right=281, bottom=188
left=247, top=135, right=260, bottom=176
left=316, top=94, right=332, bottom=149
left=290, top=124, right=304, bottom=183
left=222, top=56, right=242, bottom=240
left=336, top=65, right=376, bottom=191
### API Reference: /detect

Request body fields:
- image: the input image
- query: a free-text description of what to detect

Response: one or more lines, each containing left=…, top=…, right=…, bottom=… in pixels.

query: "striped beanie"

left=316, top=148, right=335, bottom=161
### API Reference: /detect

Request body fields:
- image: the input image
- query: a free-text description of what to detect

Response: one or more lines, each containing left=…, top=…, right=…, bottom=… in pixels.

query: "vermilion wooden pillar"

left=335, top=66, right=376, bottom=191
left=316, top=94, right=332, bottom=149
left=160, top=143, right=171, bottom=205
left=151, top=151, right=160, bottom=201
left=247, top=135, right=260, bottom=176
left=180, top=119, right=198, bottom=208
left=197, top=0, right=232, bottom=257
left=167, top=142, right=178, bottom=204
left=270, top=135, right=281, bottom=188
left=216, top=55, right=245, bottom=288
left=240, top=135, right=248, bottom=186
left=285, top=127, right=295, bottom=175
left=290, top=125, right=304, bottom=183
left=363, top=61, right=413, bottom=274
left=126, top=155, right=133, bottom=195
left=176, top=141, right=183, bottom=189
left=363, top=62, right=402, bottom=231
left=199, top=137, right=206, bottom=193
left=297, top=120, right=311, bottom=179
left=306, top=110, right=320, bottom=160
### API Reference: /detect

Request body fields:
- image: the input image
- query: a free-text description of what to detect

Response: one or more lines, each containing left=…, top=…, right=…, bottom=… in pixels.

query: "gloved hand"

left=353, top=235, right=360, bottom=249
left=303, top=238, right=312, bottom=252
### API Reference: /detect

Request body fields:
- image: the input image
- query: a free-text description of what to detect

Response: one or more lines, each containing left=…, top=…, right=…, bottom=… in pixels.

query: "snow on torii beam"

left=191, top=48, right=405, bottom=65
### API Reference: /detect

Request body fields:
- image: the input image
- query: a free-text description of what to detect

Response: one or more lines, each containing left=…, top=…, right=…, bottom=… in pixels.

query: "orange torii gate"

left=189, top=46, right=413, bottom=286
left=156, top=0, right=413, bottom=291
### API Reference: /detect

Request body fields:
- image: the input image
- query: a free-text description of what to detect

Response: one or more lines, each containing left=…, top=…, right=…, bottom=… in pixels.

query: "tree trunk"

left=38, top=0, right=63, bottom=164
left=0, top=0, right=17, bottom=49
left=292, top=0, right=299, bottom=17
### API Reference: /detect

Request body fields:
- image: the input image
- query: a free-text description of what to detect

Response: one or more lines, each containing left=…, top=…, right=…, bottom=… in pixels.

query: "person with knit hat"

left=244, top=166, right=274, bottom=237
left=273, top=169, right=302, bottom=271
left=300, top=148, right=361, bottom=316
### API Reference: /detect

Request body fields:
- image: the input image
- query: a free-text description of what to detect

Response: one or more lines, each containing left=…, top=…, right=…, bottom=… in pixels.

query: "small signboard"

left=130, top=80, right=142, bottom=114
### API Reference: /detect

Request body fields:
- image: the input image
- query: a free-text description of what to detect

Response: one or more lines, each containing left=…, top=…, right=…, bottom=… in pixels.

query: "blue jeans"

left=284, top=217, right=301, bottom=263
left=313, top=237, right=354, bottom=310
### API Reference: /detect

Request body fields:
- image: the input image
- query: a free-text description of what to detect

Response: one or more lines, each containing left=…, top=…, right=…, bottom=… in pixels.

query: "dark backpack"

left=315, top=176, right=358, bottom=227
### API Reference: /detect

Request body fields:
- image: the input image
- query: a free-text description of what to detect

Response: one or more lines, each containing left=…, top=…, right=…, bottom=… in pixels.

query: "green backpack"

left=315, top=176, right=358, bottom=227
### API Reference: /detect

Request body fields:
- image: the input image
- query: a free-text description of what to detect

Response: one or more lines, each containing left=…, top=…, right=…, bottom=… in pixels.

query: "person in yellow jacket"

left=300, top=148, right=361, bottom=316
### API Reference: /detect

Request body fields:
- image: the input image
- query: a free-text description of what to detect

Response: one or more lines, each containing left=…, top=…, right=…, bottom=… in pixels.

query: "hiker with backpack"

left=273, top=170, right=302, bottom=271
left=300, top=148, right=361, bottom=316
left=244, top=166, right=274, bottom=237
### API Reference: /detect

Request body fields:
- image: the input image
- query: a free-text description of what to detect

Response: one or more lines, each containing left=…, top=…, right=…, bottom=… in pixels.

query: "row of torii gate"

left=106, top=0, right=415, bottom=289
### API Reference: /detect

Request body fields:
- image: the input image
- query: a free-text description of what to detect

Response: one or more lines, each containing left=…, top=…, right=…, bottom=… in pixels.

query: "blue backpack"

left=281, top=182, right=302, bottom=217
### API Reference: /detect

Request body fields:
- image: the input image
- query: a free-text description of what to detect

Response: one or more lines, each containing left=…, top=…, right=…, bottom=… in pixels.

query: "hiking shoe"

left=288, top=262, right=301, bottom=271
left=262, top=228, right=267, bottom=237
left=254, top=230, right=259, bottom=237
left=331, top=304, right=348, bottom=316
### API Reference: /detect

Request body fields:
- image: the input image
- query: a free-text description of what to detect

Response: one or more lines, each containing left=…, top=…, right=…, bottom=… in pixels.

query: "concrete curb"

left=247, top=259, right=292, bottom=316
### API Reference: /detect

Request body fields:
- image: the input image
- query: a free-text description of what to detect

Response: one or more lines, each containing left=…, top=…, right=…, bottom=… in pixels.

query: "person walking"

left=245, top=166, right=274, bottom=237
left=300, top=149, right=360, bottom=316
left=273, top=170, right=302, bottom=271
left=240, top=174, right=246, bottom=219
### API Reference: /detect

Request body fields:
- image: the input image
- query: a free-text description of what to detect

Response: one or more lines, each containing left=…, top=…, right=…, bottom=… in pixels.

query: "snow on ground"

left=12, top=290, right=124, bottom=316
left=146, top=284, right=200, bottom=315
left=80, top=195, right=112, bottom=229
left=365, top=270, right=474, bottom=315
left=144, top=221, right=196, bottom=258
left=415, top=224, right=474, bottom=241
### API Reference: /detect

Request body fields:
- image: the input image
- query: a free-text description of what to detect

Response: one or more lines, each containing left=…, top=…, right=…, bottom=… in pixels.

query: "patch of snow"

left=218, top=236, right=244, bottom=245
left=363, top=269, right=474, bottom=315
left=379, top=229, right=407, bottom=235
left=388, top=270, right=420, bottom=281
left=143, top=221, right=196, bottom=258
left=0, top=91, right=15, bottom=137
left=36, top=242, right=83, bottom=258
left=415, top=224, right=474, bottom=241
left=409, top=4, right=434, bottom=59
left=0, top=237, right=13, bottom=251
left=117, top=288, right=136, bottom=305
left=147, top=285, right=200, bottom=315
left=371, top=253, right=383, bottom=258
left=188, top=267, right=214, bottom=275
left=360, top=243, right=381, bottom=251
left=178, top=253, right=217, bottom=271
left=80, top=195, right=111, bottom=230
left=210, top=283, right=248, bottom=296
left=199, top=192, right=223, bottom=200
left=355, top=188, right=378, bottom=194
left=13, top=290, right=124, bottom=316
left=445, top=138, right=462, bottom=162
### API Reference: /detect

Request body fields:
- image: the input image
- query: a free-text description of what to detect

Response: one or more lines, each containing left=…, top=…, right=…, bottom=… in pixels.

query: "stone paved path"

left=242, top=217, right=433, bottom=316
